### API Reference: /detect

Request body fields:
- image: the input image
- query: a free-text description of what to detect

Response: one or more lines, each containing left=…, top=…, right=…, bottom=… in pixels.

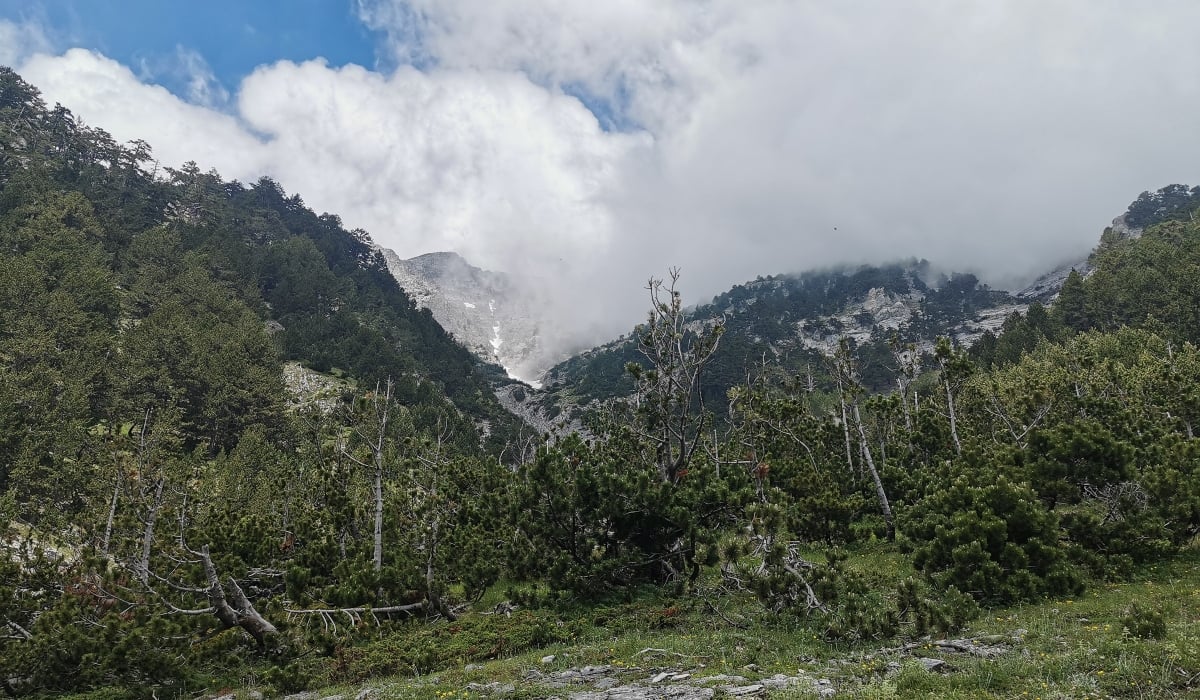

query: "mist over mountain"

left=376, top=248, right=567, bottom=384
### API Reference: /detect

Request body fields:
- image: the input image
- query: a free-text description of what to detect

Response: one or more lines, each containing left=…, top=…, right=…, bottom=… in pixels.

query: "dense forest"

left=3, top=66, right=1200, bottom=698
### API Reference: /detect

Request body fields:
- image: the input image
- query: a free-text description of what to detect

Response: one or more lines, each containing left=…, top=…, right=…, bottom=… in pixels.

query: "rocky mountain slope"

left=374, top=248, right=1090, bottom=429
left=532, top=260, right=1039, bottom=417
left=377, top=249, right=559, bottom=385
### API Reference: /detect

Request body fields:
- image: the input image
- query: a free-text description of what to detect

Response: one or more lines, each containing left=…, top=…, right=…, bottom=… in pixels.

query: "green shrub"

left=335, top=610, right=570, bottom=682
left=1120, top=602, right=1167, bottom=639
left=900, top=473, right=1081, bottom=604
left=895, top=577, right=979, bottom=638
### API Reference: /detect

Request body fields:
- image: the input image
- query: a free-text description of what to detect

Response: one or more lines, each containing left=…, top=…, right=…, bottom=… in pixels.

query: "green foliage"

left=1078, top=217, right=1200, bottom=344
left=1120, top=601, right=1167, bottom=639
left=900, top=473, right=1081, bottom=605
left=894, top=577, right=979, bottom=638
left=1123, top=183, right=1200, bottom=229
left=9, top=63, right=1200, bottom=699
left=335, top=610, right=570, bottom=682
left=509, top=434, right=747, bottom=593
left=1025, top=418, right=1134, bottom=506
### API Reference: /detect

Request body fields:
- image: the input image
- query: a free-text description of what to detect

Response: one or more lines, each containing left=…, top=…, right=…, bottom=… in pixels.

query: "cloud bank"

left=6, top=2, right=1200, bottom=353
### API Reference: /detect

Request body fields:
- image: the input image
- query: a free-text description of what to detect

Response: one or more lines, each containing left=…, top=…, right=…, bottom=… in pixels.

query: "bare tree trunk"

left=198, top=545, right=277, bottom=647
left=102, top=467, right=121, bottom=557
left=341, top=378, right=396, bottom=574
left=839, top=396, right=856, bottom=475
left=425, top=516, right=456, bottom=620
left=200, top=544, right=240, bottom=629
left=228, top=577, right=278, bottom=645
left=897, top=378, right=913, bottom=433
left=373, top=462, right=384, bottom=573
left=944, top=373, right=963, bottom=456
left=852, top=402, right=894, bottom=541
left=138, top=478, right=165, bottom=584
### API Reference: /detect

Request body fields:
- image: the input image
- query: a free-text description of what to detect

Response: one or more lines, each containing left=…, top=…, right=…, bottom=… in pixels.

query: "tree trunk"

left=897, top=378, right=913, bottom=433
left=373, top=463, right=384, bottom=572
left=102, top=467, right=121, bottom=557
left=138, top=478, right=165, bottom=584
left=944, top=374, right=963, bottom=456
left=199, top=545, right=277, bottom=647
left=424, top=515, right=457, bottom=620
left=852, top=402, right=895, bottom=541
left=839, top=396, right=856, bottom=475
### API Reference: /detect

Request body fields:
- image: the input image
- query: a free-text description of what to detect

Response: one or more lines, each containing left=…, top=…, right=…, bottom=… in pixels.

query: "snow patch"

left=463, top=301, right=476, bottom=309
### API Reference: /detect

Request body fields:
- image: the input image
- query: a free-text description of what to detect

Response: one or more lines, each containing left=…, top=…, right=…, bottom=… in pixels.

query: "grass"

left=176, top=545, right=1200, bottom=699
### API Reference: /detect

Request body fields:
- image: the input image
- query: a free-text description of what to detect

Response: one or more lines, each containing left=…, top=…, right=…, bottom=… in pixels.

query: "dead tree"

left=626, top=268, right=726, bottom=483
left=341, top=378, right=400, bottom=573
left=829, top=339, right=895, bottom=541
left=152, top=545, right=278, bottom=648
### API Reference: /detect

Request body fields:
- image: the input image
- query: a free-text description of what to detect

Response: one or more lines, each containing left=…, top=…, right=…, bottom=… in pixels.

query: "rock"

left=569, top=686, right=714, bottom=700
left=760, top=674, right=796, bottom=689
left=283, top=693, right=318, bottom=700
left=819, top=687, right=837, bottom=698
left=541, top=655, right=558, bottom=664
left=465, top=663, right=484, bottom=671
left=918, top=657, right=949, bottom=673
left=722, top=684, right=763, bottom=696
left=247, top=692, right=265, bottom=700
left=651, top=672, right=672, bottom=683
left=694, top=674, right=748, bottom=684
left=376, top=248, right=560, bottom=384
left=353, top=689, right=377, bottom=700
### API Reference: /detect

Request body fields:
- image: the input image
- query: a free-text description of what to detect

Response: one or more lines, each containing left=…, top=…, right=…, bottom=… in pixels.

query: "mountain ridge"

left=376, top=247, right=562, bottom=385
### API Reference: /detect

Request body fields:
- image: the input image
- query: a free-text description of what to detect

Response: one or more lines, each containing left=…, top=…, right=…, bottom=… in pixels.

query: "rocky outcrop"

left=1015, top=260, right=1091, bottom=302
left=377, top=248, right=557, bottom=385
left=281, top=361, right=351, bottom=414
left=514, top=664, right=826, bottom=699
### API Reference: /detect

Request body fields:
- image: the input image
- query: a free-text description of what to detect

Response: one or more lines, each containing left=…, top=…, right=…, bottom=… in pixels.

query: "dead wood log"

left=197, top=544, right=277, bottom=647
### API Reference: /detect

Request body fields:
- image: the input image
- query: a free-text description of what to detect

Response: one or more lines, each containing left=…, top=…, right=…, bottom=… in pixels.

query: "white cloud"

left=19, top=49, right=269, bottom=180
left=14, top=45, right=648, bottom=348
left=155, top=45, right=231, bottom=108
left=8, top=3, right=1200, bottom=356
left=357, top=1, right=1200, bottom=287
left=0, top=18, right=52, bottom=67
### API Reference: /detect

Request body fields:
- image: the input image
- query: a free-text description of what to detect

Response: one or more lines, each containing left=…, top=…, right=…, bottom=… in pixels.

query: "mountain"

left=0, top=67, right=521, bottom=457
left=527, top=260, right=1037, bottom=417
left=8, top=58, right=1200, bottom=700
left=376, top=249, right=559, bottom=385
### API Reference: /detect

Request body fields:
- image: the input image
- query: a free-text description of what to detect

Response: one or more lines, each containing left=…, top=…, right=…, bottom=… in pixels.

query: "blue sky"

left=0, top=0, right=380, bottom=102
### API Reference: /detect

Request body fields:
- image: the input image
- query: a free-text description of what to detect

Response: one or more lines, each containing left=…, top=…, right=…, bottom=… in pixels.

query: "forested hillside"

left=0, top=67, right=520, bottom=693
left=3, top=61, right=1200, bottom=699
left=535, top=260, right=1022, bottom=422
